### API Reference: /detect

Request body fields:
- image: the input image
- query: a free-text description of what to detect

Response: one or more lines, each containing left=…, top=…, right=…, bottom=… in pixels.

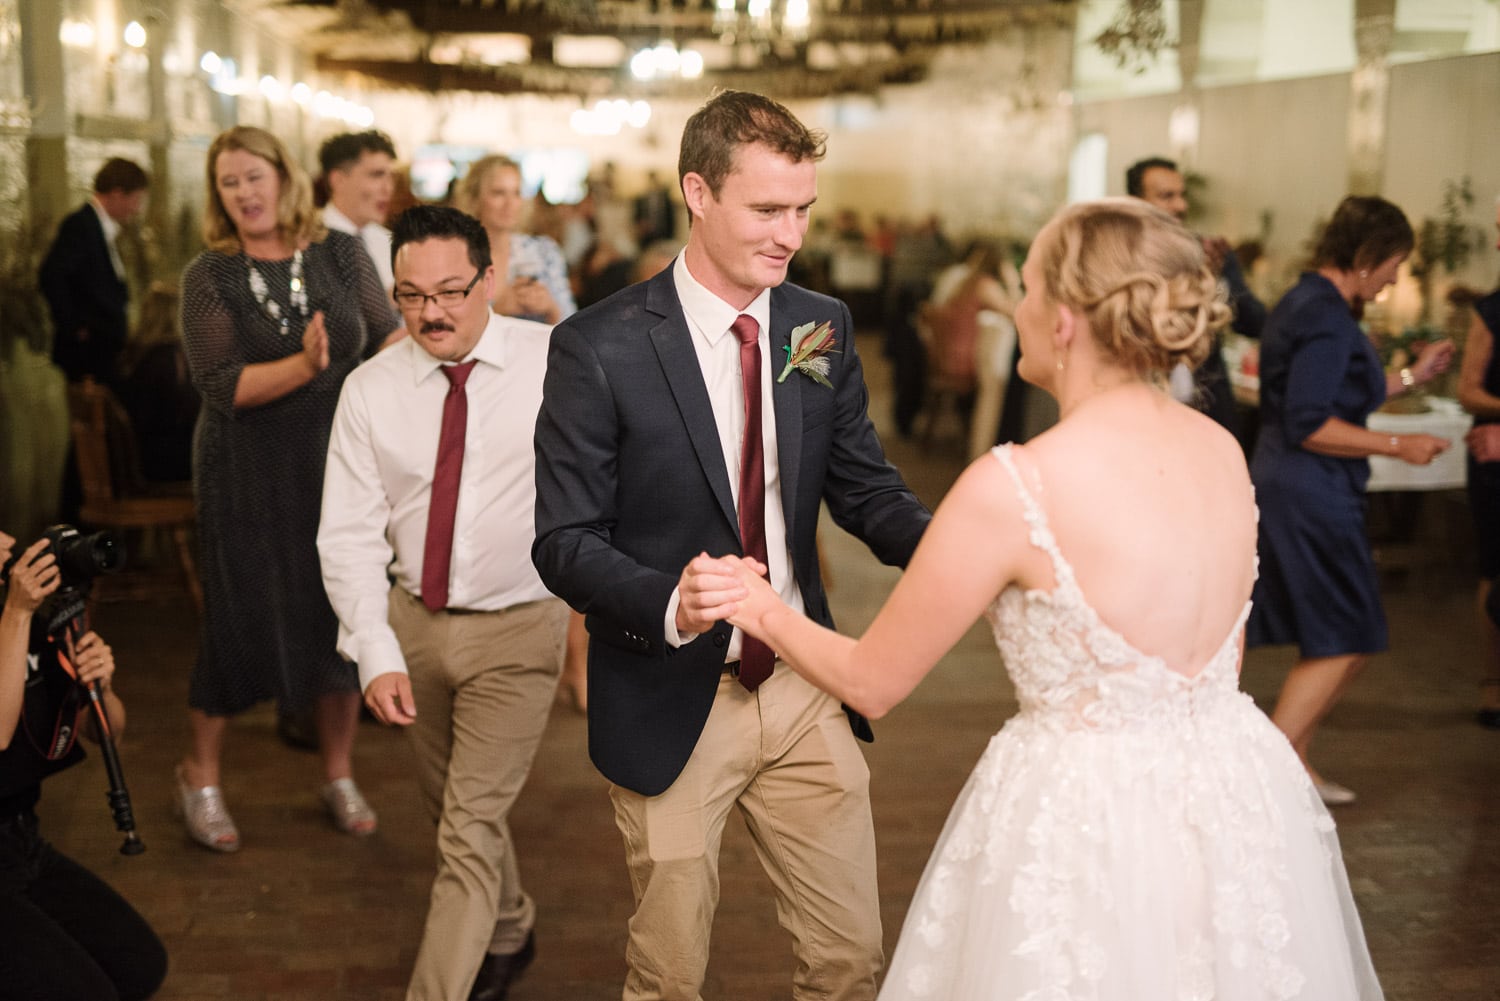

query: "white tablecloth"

left=1366, top=398, right=1473, bottom=492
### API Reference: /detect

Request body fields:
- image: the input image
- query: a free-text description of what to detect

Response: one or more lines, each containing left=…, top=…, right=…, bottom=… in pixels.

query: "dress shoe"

left=175, top=764, right=241, bottom=852
left=1314, top=778, right=1357, bottom=806
left=322, top=777, right=377, bottom=837
left=468, top=931, right=535, bottom=1001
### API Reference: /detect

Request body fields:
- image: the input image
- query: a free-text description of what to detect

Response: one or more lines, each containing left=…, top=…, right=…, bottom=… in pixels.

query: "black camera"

left=1, top=525, right=124, bottom=590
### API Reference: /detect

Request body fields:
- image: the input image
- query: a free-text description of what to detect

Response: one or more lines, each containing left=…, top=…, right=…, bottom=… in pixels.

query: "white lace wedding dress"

left=878, top=446, right=1383, bottom=1001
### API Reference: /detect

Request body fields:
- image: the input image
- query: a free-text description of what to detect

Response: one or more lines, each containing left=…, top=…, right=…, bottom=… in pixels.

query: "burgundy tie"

left=731, top=315, right=774, bottom=690
left=421, top=360, right=477, bottom=612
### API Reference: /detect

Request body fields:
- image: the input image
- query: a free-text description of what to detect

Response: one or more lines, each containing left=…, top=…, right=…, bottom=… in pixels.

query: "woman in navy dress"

left=1456, top=198, right=1500, bottom=728
left=1249, top=195, right=1454, bottom=805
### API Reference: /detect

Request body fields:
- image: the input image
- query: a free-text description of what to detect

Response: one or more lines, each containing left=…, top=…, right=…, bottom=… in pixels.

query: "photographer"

left=0, top=530, right=166, bottom=1001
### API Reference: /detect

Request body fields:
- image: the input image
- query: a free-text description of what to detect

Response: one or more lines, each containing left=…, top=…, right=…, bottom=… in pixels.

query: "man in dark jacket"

left=39, top=158, right=149, bottom=385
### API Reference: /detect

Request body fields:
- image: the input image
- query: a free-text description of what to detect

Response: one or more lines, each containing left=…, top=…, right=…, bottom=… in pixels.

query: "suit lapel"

left=646, top=272, right=740, bottom=534
left=769, top=286, right=803, bottom=546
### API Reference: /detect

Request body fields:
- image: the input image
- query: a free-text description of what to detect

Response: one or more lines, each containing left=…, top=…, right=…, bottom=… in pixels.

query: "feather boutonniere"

left=777, top=320, right=840, bottom=387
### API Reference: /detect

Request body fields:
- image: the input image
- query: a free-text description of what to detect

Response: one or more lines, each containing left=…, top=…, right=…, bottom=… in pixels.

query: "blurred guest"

left=1127, top=157, right=1266, bottom=440
left=1248, top=195, right=1455, bottom=804
left=922, top=241, right=1016, bottom=394
left=886, top=216, right=956, bottom=436
left=175, top=125, right=402, bottom=852
left=454, top=156, right=576, bottom=325
left=632, top=169, right=677, bottom=246
left=117, top=282, right=199, bottom=484
left=40, top=158, right=149, bottom=386
left=1457, top=196, right=1500, bottom=729
left=574, top=239, right=634, bottom=310
left=319, top=129, right=398, bottom=296
left=0, top=530, right=168, bottom=1001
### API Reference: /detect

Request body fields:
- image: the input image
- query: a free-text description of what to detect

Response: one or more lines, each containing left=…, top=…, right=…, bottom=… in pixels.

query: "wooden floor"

left=42, top=335, right=1500, bottom=1000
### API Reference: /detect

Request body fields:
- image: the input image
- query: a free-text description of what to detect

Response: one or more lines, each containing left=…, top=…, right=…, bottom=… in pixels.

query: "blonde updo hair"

left=1033, top=198, right=1229, bottom=380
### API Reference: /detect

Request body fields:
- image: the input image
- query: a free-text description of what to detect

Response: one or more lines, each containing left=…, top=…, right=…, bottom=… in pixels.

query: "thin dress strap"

left=989, top=444, right=1078, bottom=591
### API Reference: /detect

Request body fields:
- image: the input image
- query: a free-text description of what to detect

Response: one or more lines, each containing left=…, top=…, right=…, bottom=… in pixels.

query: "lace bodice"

left=986, top=445, right=1252, bottom=733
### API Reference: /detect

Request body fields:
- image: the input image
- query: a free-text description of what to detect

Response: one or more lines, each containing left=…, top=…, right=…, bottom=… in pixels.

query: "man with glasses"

left=318, top=205, right=567, bottom=1001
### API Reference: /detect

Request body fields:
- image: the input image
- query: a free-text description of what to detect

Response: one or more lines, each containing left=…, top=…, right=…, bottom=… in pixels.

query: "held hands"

left=675, top=552, right=751, bottom=636
left=1395, top=433, right=1450, bottom=466
left=4, top=538, right=60, bottom=613
left=1200, top=236, right=1231, bottom=275
left=1467, top=425, right=1500, bottom=463
left=301, top=311, right=330, bottom=375
left=364, top=672, right=416, bottom=726
left=721, top=556, right=781, bottom=642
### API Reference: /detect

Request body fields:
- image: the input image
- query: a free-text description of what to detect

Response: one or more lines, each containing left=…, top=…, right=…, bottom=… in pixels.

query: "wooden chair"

left=67, top=378, right=203, bottom=614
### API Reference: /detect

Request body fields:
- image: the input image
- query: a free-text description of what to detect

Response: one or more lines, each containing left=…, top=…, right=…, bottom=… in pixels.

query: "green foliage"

left=1413, top=177, right=1485, bottom=278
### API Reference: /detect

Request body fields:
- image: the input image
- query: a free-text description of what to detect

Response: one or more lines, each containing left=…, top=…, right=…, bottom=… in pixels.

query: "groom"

left=532, top=90, right=930, bottom=1000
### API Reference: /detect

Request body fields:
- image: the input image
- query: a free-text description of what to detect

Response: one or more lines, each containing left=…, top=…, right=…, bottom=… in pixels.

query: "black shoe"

left=1478, top=707, right=1500, bottom=730
left=467, top=932, right=535, bottom=1001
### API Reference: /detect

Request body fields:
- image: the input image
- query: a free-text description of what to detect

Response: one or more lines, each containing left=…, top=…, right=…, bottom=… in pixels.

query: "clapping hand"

left=301, top=311, right=330, bottom=374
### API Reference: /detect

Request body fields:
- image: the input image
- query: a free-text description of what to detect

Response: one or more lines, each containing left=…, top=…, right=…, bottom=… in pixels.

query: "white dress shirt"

left=665, top=253, right=806, bottom=659
left=323, top=202, right=395, bottom=295
left=89, top=196, right=125, bottom=281
left=319, top=312, right=556, bottom=689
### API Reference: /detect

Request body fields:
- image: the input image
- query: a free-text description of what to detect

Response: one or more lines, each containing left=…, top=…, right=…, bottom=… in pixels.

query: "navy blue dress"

left=1248, top=272, right=1388, bottom=657
left=1467, top=290, right=1500, bottom=577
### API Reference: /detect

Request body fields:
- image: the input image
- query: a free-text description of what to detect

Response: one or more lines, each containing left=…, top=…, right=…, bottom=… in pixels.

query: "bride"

left=724, top=198, right=1383, bottom=999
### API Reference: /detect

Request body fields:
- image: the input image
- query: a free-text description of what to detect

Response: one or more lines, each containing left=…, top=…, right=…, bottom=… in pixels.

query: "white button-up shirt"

left=319, top=312, right=555, bottom=689
left=323, top=202, right=395, bottom=295
left=665, top=253, right=805, bottom=658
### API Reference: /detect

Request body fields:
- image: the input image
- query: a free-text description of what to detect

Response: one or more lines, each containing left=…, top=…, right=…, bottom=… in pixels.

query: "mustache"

left=420, top=321, right=455, bottom=335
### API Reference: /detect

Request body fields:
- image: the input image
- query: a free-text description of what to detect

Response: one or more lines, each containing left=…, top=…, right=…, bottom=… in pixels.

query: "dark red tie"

left=731, top=315, right=774, bottom=690
left=421, top=360, right=477, bottom=612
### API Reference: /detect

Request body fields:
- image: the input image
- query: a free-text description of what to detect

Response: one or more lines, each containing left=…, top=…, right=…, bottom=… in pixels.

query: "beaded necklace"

left=245, top=248, right=308, bottom=335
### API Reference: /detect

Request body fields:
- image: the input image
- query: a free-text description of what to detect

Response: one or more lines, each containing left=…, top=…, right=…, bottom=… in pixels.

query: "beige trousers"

left=390, top=588, right=569, bottom=1001
left=610, top=664, right=883, bottom=1001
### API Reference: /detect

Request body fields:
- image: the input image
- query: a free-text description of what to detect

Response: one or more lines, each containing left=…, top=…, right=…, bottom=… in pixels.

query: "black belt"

left=723, top=660, right=740, bottom=676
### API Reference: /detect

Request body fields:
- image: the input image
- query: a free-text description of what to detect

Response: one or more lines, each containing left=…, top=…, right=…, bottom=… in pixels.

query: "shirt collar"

left=406, top=312, right=509, bottom=385
left=89, top=196, right=121, bottom=244
left=672, top=253, right=772, bottom=346
left=323, top=202, right=358, bottom=235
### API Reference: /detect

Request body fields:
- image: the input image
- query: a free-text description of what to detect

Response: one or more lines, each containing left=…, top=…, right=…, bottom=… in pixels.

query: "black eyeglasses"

left=393, top=271, right=482, bottom=311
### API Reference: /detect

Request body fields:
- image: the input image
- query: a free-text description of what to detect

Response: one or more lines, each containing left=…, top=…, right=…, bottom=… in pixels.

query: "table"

left=1367, top=397, right=1473, bottom=492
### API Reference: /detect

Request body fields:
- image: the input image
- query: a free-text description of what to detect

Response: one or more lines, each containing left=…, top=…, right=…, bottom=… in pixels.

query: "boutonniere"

left=777, top=320, right=840, bottom=388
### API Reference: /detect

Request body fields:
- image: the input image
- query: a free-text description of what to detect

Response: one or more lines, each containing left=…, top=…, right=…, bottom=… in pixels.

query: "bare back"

left=1011, top=387, right=1256, bottom=678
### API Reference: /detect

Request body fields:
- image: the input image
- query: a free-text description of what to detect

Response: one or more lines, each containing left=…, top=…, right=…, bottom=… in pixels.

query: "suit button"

left=712, top=633, right=727, bottom=648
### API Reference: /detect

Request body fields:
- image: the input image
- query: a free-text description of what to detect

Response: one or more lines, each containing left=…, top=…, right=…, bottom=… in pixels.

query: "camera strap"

left=20, top=635, right=83, bottom=763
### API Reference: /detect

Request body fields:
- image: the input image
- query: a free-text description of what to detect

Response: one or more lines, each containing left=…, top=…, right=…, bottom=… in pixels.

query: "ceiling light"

left=123, top=21, right=147, bottom=49
left=199, top=50, right=222, bottom=74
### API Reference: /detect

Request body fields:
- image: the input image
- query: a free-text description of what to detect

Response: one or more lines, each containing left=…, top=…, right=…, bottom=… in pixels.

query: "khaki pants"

left=390, top=588, right=569, bottom=1001
left=611, top=664, right=883, bottom=1001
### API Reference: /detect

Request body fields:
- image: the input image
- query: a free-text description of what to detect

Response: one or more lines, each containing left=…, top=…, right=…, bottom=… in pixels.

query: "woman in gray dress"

left=177, top=126, right=402, bottom=851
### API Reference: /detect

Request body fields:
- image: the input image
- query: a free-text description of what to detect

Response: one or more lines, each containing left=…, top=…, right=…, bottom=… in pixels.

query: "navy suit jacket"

left=533, top=267, right=931, bottom=796
left=39, top=203, right=129, bottom=383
